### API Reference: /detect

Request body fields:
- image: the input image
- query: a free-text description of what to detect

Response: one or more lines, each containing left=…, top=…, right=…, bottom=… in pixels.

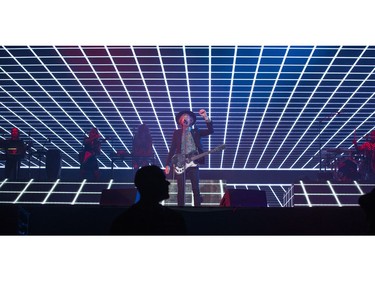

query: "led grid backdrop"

left=1, top=45, right=375, bottom=171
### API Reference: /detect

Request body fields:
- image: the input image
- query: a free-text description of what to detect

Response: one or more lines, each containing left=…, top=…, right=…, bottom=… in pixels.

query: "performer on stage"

left=4, top=127, right=26, bottom=181
left=80, top=127, right=101, bottom=181
left=353, top=130, right=375, bottom=182
left=164, top=109, right=213, bottom=206
left=132, top=123, right=153, bottom=170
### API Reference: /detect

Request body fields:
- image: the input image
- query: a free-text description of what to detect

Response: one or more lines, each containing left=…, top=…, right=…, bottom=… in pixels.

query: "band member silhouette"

left=353, top=130, right=375, bottom=182
left=80, top=127, right=101, bottom=181
left=165, top=109, right=213, bottom=206
left=3, top=128, right=26, bottom=181
left=132, top=123, right=153, bottom=169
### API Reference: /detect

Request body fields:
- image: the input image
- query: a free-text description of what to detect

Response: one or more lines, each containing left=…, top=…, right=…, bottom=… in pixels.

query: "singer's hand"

left=199, top=109, right=207, bottom=119
left=164, top=165, right=170, bottom=175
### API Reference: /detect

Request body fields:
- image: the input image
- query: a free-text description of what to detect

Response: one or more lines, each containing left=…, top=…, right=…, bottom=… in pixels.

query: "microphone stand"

left=38, top=138, right=50, bottom=180
left=318, top=119, right=322, bottom=172
left=27, top=131, right=32, bottom=180
left=318, top=112, right=341, bottom=176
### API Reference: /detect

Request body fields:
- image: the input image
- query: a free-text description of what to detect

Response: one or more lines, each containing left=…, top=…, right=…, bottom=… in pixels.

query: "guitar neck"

left=191, top=151, right=210, bottom=161
left=190, top=145, right=225, bottom=161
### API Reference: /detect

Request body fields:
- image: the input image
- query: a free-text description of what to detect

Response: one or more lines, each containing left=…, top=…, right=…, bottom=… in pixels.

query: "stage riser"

left=285, top=183, right=375, bottom=207
left=0, top=180, right=288, bottom=207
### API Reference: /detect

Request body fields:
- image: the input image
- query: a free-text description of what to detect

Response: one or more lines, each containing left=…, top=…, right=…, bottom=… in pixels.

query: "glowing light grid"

left=1, top=46, right=375, bottom=170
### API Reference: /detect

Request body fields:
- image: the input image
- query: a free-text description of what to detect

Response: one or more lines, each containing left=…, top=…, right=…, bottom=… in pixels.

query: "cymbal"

left=325, top=148, right=355, bottom=154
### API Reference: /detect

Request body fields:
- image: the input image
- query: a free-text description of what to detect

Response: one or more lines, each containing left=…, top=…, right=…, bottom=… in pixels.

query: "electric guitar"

left=79, top=138, right=103, bottom=164
left=172, top=144, right=226, bottom=174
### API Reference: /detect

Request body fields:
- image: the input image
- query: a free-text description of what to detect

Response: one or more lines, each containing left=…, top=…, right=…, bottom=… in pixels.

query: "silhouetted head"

left=369, top=130, right=375, bottom=142
left=134, top=165, right=170, bottom=203
left=137, top=124, right=150, bottom=135
left=10, top=127, right=20, bottom=140
left=89, top=127, right=100, bottom=139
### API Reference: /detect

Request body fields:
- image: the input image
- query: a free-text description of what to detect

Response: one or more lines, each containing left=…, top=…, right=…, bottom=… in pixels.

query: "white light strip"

left=255, top=46, right=290, bottom=168
left=27, top=47, right=97, bottom=130
left=353, top=181, right=364, bottom=195
left=157, top=46, right=178, bottom=131
left=105, top=46, right=142, bottom=135
left=80, top=47, right=132, bottom=162
left=327, top=181, right=342, bottom=207
left=219, top=179, right=224, bottom=199
left=2, top=48, right=85, bottom=164
left=42, top=179, right=60, bottom=204
left=0, top=178, right=8, bottom=189
left=130, top=46, right=168, bottom=166
left=297, top=47, right=367, bottom=167
left=54, top=47, right=127, bottom=168
left=267, top=46, right=316, bottom=168
left=279, top=46, right=343, bottom=168
left=107, top=179, right=113, bottom=190
left=0, top=82, right=76, bottom=167
left=13, top=179, right=34, bottom=204
left=309, top=68, right=375, bottom=168
left=237, top=47, right=263, bottom=168
left=299, top=180, right=312, bottom=207
left=268, top=185, right=283, bottom=207
left=183, top=46, right=193, bottom=111
left=297, top=46, right=370, bottom=168
left=27, top=46, right=90, bottom=136
left=208, top=46, right=212, bottom=167
left=221, top=46, right=237, bottom=168
left=71, top=179, right=86, bottom=205
left=312, top=103, right=375, bottom=169
left=279, top=184, right=287, bottom=193
left=0, top=108, right=44, bottom=167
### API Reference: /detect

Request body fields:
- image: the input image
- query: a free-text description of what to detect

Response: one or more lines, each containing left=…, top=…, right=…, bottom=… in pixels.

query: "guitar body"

left=172, top=144, right=226, bottom=175
left=80, top=139, right=102, bottom=165
left=172, top=153, right=198, bottom=175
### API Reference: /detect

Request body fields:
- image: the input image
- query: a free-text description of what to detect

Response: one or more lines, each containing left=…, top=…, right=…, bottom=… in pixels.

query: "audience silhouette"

left=358, top=187, right=375, bottom=234
left=110, top=165, right=187, bottom=235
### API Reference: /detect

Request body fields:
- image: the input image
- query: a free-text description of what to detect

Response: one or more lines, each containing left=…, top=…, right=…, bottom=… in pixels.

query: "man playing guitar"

left=165, top=109, right=214, bottom=206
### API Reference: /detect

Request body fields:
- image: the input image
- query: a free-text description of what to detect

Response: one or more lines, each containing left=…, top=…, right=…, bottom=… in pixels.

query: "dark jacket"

left=165, top=120, right=214, bottom=166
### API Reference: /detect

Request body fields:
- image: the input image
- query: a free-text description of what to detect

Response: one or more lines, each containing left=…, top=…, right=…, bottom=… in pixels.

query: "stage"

left=0, top=170, right=373, bottom=235
left=0, top=204, right=369, bottom=235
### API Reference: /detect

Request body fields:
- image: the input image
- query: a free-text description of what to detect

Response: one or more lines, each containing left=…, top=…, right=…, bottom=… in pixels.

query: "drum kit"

left=323, top=147, right=368, bottom=183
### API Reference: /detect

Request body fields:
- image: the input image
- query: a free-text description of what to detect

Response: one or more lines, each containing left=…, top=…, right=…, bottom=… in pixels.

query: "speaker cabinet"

left=46, top=149, right=61, bottom=180
left=220, top=189, right=267, bottom=207
left=100, top=189, right=140, bottom=206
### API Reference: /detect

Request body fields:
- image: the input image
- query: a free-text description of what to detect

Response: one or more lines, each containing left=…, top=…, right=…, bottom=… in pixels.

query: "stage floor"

left=0, top=178, right=373, bottom=207
left=1, top=178, right=373, bottom=235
